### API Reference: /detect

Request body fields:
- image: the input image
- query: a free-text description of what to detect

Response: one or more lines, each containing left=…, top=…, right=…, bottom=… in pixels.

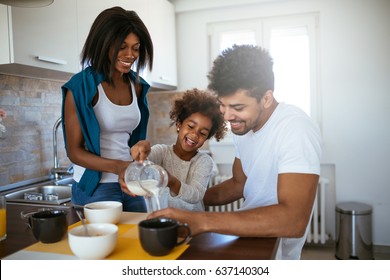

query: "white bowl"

left=68, top=223, right=118, bottom=260
left=84, top=201, right=122, bottom=224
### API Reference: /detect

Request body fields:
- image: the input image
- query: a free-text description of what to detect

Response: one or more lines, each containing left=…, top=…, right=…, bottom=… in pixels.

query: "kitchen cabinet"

left=0, top=0, right=79, bottom=79
left=142, top=0, right=177, bottom=90
left=75, top=0, right=107, bottom=61
left=0, top=0, right=177, bottom=88
left=0, top=5, right=11, bottom=65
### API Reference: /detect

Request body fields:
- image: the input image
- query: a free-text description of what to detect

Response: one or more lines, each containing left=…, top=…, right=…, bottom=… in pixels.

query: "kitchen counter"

left=1, top=209, right=279, bottom=260
left=0, top=203, right=78, bottom=259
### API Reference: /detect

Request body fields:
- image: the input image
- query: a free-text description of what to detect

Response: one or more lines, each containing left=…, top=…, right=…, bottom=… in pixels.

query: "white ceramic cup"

left=84, top=201, right=122, bottom=224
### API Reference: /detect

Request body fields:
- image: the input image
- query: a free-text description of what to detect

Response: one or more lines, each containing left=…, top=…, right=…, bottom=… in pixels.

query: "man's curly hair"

left=169, top=88, right=227, bottom=141
left=207, top=45, right=274, bottom=101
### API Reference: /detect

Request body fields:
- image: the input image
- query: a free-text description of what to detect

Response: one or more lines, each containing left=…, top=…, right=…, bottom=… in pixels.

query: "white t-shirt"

left=234, top=103, right=322, bottom=259
left=73, top=82, right=140, bottom=183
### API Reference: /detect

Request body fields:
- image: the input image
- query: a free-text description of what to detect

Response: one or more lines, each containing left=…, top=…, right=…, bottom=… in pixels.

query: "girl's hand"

left=130, top=140, right=151, bottom=162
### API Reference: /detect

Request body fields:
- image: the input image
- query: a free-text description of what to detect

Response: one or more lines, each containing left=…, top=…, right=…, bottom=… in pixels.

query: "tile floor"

left=301, top=242, right=390, bottom=260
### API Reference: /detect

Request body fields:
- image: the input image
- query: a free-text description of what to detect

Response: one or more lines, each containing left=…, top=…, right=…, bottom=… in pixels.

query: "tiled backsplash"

left=0, top=74, right=68, bottom=185
left=0, top=73, right=184, bottom=186
left=146, top=90, right=184, bottom=145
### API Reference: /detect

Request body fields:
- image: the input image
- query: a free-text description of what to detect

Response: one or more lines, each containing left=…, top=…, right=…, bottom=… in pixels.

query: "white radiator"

left=213, top=174, right=231, bottom=184
left=306, top=177, right=329, bottom=244
left=207, top=197, right=244, bottom=212
left=207, top=175, right=244, bottom=212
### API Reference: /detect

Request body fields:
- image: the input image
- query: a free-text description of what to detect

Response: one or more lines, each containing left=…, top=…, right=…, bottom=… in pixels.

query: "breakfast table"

left=0, top=204, right=279, bottom=260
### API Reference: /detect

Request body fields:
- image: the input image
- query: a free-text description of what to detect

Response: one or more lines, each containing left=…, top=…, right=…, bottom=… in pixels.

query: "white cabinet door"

left=0, top=5, right=11, bottom=65
left=9, top=0, right=79, bottom=73
left=143, top=0, right=177, bottom=89
left=0, top=0, right=177, bottom=87
left=76, top=0, right=116, bottom=57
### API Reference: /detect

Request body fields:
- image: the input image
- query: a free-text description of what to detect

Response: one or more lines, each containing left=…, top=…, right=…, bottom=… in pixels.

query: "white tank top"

left=73, top=82, right=141, bottom=183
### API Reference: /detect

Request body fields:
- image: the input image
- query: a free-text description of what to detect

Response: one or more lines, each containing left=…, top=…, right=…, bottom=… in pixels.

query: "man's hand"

left=147, top=208, right=206, bottom=236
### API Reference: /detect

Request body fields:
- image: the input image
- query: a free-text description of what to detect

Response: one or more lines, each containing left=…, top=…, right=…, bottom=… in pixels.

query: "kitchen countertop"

left=1, top=207, right=279, bottom=260
left=0, top=203, right=77, bottom=259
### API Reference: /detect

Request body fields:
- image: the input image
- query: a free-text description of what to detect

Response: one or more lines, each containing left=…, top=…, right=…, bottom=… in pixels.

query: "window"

left=269, top=26, right=311, bottom=115
left=219, top=30, right=257, bottom=53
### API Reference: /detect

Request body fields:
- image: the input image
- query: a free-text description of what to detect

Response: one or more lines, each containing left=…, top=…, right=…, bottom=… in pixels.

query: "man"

left=148, top=45, right=322, bottom=260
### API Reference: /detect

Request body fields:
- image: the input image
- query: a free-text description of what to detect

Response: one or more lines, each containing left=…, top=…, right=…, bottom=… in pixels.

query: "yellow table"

left=15, top=212, right=189, bottom=260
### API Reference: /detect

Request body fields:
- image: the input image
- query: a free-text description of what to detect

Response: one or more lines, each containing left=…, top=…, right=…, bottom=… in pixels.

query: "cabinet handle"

left=159, top=76, right=171, bottom=82
left=36, top=56, right=67, bottom=65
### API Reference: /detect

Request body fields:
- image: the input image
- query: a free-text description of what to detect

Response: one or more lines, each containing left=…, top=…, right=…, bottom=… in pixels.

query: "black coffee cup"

left=138, top=218, right=191, bottom=256
left=28, top=210, right=68, bottom=243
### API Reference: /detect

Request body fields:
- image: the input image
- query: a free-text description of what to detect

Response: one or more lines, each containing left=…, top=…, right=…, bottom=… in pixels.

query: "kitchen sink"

left=54, top=177, right=73, bottom=186
left=5, top=185, right=72, bottom=205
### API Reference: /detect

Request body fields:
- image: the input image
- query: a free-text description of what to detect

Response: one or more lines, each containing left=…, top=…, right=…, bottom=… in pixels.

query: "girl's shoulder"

left=151, top=143, right=171, bottom=150
left=150, top=144, right=172, bottom=156
left=192, top=150, right=213, bottom=164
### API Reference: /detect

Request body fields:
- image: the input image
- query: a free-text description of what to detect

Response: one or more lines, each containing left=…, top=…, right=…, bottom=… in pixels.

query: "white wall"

left=172, top=0, right=390, bottom=246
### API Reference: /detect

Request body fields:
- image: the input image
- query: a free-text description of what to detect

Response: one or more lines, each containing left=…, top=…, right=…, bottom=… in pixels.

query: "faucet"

left=51, top=117, right=73, bottom=180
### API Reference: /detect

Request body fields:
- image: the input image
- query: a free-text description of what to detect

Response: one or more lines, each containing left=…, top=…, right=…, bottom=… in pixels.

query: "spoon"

left=73, top=204, right=93, bottom=209
left=74, top=206, right=90, bottom=236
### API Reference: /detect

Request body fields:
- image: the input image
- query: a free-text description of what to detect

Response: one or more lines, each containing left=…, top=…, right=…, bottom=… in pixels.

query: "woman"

left=61, top=7, right=153, bottom=212
left=128, top=89, right=227, bottom=211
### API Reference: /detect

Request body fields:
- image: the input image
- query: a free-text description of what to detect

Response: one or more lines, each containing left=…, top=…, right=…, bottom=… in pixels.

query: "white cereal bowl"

left=84, top=201, right=122, bottom=224
left=68, top=223, right=118, bottom=260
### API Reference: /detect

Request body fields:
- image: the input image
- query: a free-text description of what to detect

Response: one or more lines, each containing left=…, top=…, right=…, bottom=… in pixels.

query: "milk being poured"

left=126, top=181, right=148, bottom=196
left=124, top=161, right=168, bottom=211
left=126, top=179, right=160, bottom=195
left=140, top=179, right=162, bottom=211
left=139, top=179, right=160, bottom=195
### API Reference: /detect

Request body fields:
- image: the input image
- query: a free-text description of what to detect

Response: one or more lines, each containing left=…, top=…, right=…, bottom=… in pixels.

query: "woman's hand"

left=117, top=160, right=138, bottom=197
left=130, top=140, right=151, bottom=162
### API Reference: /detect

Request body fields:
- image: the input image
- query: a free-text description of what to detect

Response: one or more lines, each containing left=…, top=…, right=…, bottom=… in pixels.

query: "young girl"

left=126, top=88, right=227, bottom=211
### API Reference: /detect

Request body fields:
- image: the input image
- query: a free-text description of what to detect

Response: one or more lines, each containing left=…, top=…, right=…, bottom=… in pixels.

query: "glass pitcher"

left=124, top=160, right=168, bottom=212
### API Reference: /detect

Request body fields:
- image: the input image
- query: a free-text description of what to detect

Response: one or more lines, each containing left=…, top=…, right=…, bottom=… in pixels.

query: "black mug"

left=138, top=218, right=191, bottom=256
left=28, top=210, right=68, bottom=243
